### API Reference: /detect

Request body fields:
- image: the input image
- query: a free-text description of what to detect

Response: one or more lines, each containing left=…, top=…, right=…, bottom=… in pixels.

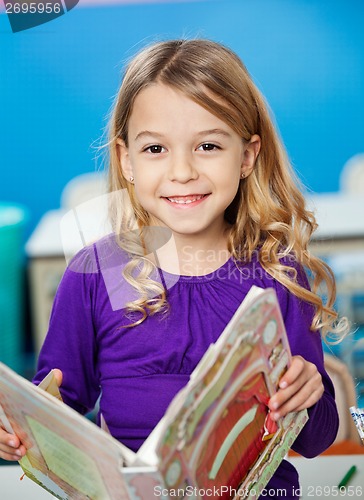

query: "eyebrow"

left=134, top=130, right=164, bottom=142
left=134, top=128, right=232, bottom=142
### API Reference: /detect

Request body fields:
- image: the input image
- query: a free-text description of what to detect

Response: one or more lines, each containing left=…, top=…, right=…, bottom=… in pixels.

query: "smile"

left=165, top=194, right=209, bottom=204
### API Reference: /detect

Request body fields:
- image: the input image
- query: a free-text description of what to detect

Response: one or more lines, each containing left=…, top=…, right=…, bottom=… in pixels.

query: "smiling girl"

left=0, top=39, right=347, bottom=499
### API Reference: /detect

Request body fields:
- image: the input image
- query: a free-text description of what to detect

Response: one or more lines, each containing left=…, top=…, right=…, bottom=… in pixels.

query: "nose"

left=167, top=149, right=198, bottom=183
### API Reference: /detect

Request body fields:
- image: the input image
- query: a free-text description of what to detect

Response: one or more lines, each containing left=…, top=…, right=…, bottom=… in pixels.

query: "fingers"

left=270, top=377, right=323, bottom=419
left=0, top=427, right=26, bottom=462
left=277, top=356, right=306, bottom=389
left=52, top=369, right=63, bottom=388
left=268, top=356, right=324, bottom=420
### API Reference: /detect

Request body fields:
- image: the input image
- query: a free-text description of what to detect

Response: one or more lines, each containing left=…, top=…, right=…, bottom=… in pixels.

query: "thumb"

left=52, top=369, right=63, bottom=388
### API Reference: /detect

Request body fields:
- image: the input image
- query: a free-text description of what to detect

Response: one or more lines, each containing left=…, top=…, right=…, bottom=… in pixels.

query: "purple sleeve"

left=33, top=247, right=101, bottom=415
left=273, top=261, right=339, bottom=458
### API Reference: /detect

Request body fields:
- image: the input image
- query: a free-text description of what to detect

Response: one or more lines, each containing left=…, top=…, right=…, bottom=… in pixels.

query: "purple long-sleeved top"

left=34, top=235, right=338, bottom=499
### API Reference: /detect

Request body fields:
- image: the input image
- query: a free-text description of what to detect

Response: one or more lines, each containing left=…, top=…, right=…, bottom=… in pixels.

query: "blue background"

left=1, top=0, right=363, bottom=237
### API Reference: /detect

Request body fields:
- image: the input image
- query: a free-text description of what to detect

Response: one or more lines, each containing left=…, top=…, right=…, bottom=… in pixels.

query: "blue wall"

left=1, top=0, right=363, bottom=238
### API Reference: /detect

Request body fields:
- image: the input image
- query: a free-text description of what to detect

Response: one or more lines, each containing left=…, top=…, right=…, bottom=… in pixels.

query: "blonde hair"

left=107, top=39, right=348, bottom=339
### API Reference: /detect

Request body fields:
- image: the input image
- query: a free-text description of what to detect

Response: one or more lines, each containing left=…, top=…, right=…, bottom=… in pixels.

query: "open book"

left=0, top=287, right=308, bottom=500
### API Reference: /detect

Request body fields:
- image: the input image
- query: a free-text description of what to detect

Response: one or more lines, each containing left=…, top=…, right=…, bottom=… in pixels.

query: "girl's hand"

left=268, top=355, right=324, bottom=421
left=52, top=368, right=63, bottom=387
left=0, top=368, right=63, bottom=462
left=0, top=426, right=27, bottom=461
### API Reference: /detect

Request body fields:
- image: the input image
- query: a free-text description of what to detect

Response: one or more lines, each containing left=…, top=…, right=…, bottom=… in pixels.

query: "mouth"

left=163, top=194, right=209, bottom=205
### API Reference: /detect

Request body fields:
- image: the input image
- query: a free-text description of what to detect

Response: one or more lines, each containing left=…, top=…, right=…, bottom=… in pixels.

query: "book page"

left=25, top=415, right=110, bottom=498
left=0, top=363, right=139, bottom=499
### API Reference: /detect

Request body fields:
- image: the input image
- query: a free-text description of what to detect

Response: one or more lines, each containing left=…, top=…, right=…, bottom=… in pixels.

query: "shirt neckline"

left=158, top=256, right=236, bottom=284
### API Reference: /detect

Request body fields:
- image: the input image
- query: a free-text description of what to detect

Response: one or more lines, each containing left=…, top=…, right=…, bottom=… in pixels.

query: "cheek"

left=133, top=160, right=158, bottom=183
left=220, top=175, right=241, bottom=196
left=133, top=162, right=152, bottom=184
left=133, top=179, right=157, bottom=212
left=134, top=182, right=147, bottom=201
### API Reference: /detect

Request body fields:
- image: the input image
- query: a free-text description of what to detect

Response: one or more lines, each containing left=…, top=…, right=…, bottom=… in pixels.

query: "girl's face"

left=118, top=83, right=260, bottom=242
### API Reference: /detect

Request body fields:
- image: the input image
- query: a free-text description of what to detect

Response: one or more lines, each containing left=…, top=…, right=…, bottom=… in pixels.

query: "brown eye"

left=146, top=145, right=164, bottom=154
left=198, top=143, right=220, bottom=152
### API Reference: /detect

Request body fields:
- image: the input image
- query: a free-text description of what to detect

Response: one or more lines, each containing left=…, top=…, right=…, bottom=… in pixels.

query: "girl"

left=0, top=39, right=347, bottom=498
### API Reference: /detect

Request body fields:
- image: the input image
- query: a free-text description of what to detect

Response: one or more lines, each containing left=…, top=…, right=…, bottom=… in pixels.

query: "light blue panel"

left=0, top=0, right=363, bottom=237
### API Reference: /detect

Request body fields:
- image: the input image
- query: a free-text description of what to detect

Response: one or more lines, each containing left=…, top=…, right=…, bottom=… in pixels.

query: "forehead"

left=128, top=83, right=234, bottom=135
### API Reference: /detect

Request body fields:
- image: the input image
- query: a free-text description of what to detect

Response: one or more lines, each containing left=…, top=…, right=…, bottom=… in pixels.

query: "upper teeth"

left=167, top=195, right=205, bottom=204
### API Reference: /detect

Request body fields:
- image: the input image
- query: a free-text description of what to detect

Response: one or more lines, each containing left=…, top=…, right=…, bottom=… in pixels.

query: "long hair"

left=107, top=38, right=348, bottom=339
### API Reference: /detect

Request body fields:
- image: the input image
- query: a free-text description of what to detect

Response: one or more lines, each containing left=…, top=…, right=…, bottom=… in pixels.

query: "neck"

left=151, top=225, right=232, bottom=276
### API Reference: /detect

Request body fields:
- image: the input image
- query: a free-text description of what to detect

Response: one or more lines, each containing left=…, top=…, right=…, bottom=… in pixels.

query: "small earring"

left=129, top=176, right=134, bottom=183
left=241, top=172, right=246, bottom=179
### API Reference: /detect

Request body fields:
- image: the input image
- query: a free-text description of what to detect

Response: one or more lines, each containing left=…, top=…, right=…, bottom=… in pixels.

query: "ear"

left=241, top=134, right=261, bottom=178
left=116, top=138, right=134, bottom=183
